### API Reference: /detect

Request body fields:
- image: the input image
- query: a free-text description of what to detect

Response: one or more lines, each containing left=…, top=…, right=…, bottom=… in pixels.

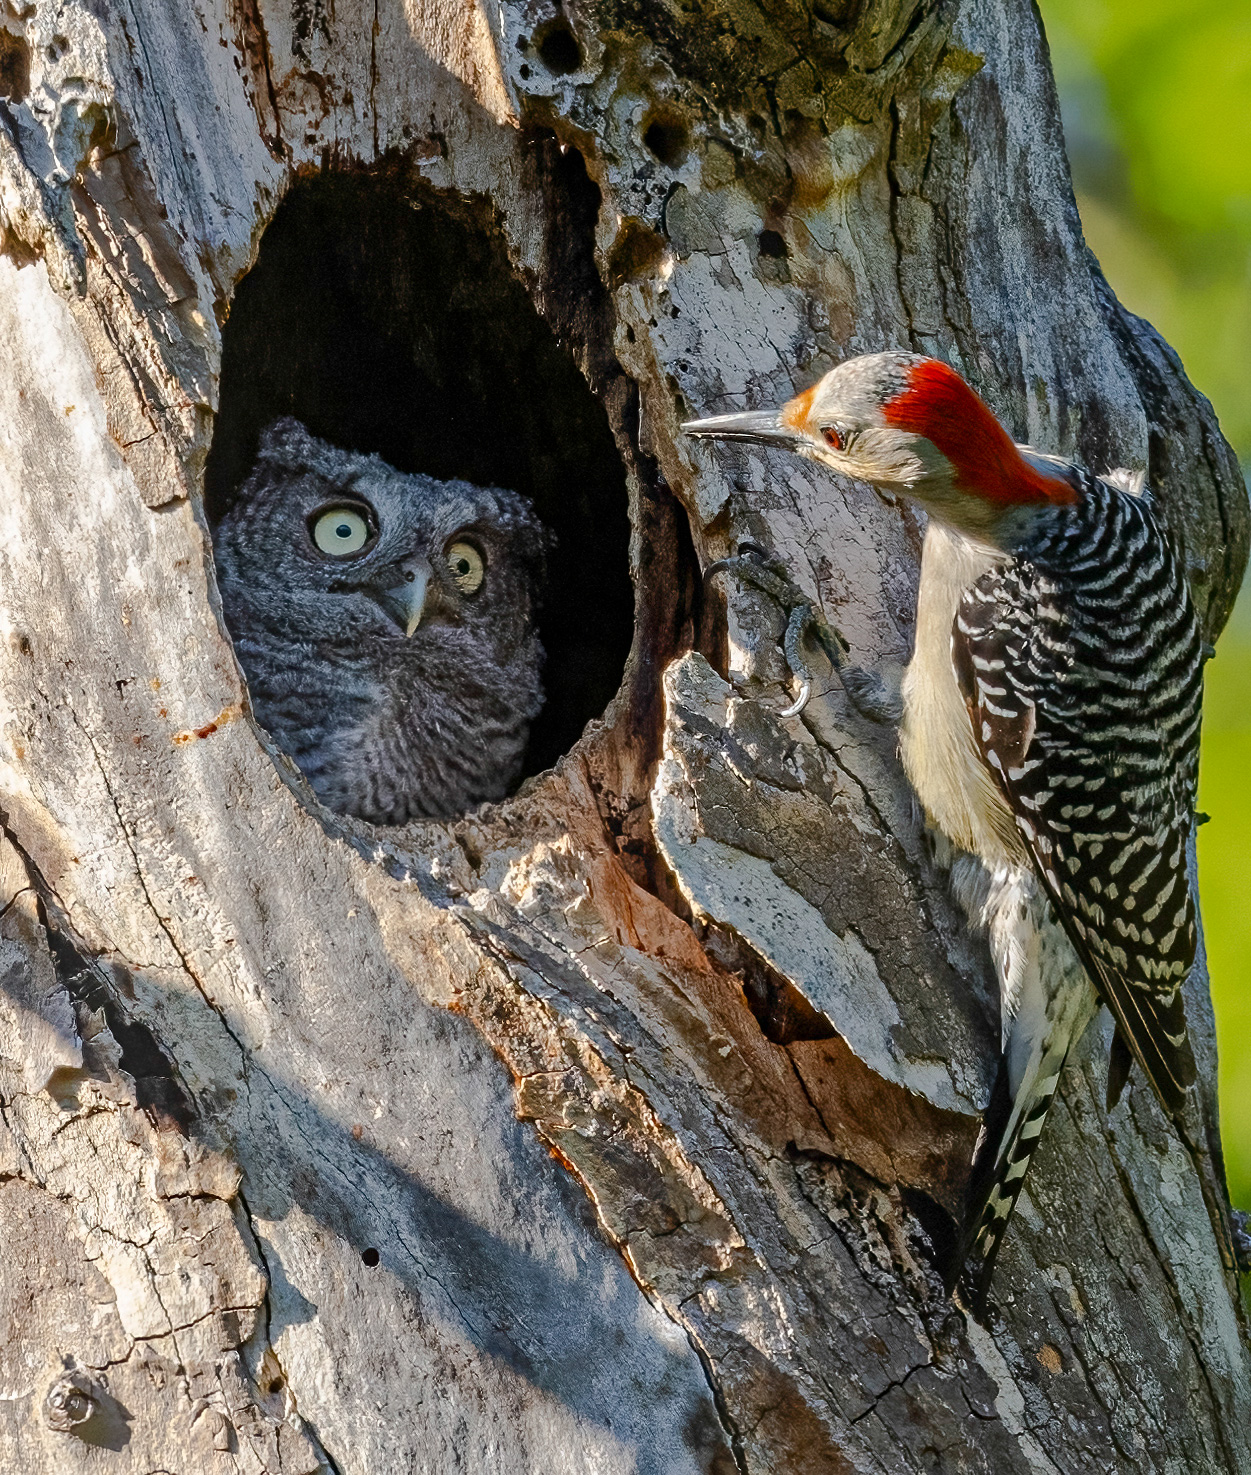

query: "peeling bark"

left=0, top=0, right=1247, bottom=1470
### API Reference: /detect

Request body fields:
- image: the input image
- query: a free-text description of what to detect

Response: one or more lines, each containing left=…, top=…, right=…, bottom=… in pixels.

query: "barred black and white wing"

left=954, top=473, right=1202, bottom=1118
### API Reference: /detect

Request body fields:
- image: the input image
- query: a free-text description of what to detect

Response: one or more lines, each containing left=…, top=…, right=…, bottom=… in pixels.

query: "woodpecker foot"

left=704, top=543, right=897, bottom=723
left=838, top=664, right=903, bottom=726
left=1232, top=1209, right=1251, bottom=1275
left=704, top=543, right=848, bottom=716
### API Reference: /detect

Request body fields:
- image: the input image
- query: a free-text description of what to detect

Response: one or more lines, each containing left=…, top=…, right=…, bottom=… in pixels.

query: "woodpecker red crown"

left=883, top=359, right=1078, bottom=508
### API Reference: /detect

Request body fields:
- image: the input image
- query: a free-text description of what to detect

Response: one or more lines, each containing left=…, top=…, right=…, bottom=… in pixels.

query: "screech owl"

left=213, top=418, right=549, bottom=824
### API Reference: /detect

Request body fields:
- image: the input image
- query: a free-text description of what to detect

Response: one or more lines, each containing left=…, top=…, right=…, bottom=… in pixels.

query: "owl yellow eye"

left=312, top=506, right=372, bottom=556
left=446, top=541, right=485, bottom=595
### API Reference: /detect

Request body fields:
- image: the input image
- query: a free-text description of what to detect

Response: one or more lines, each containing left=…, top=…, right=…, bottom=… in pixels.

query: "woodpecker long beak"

left=682, top=408, right=803, bottom=451
left=369, top=558, right=432, bottom=637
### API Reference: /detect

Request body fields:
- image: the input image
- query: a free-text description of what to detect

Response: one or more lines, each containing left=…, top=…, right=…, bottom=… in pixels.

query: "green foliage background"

left=1038, top=0, right=1251, bottom=1206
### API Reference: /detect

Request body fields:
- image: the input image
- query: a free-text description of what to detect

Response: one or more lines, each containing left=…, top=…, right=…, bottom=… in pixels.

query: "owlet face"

left=213, top=418, right=550, bottom=824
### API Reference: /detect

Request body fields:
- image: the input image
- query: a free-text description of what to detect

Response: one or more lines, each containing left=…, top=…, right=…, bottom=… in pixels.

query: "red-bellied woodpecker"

left=684, top=353, right=1213, bottom=1305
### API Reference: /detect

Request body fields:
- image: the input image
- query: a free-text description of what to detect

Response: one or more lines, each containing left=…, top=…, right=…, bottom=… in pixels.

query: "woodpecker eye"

left=311, top=505, right=374, bottom=557
left=822, top=426, right=844, bottom=451
left=446, top=540, right=486, bottom=595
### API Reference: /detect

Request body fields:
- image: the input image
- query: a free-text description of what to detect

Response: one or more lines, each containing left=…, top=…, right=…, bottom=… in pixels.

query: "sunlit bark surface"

left=0, top=0, right=1247, bottom=1470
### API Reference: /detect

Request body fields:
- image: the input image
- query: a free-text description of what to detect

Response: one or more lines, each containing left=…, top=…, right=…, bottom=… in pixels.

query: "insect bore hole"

left=642, top=115, right=689, bottom=168
left=535, top=19, right=581, bottom=75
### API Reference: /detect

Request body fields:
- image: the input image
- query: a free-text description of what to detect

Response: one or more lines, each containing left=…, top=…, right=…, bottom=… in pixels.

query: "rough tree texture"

left=0, top=0, right=1247, bottom=1471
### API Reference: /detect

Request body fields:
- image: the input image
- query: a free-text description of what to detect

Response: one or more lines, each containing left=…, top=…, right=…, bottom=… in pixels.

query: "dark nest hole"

left=204, top=168, right=636, bottom=787
left=642, top=112, right=689, bottom=169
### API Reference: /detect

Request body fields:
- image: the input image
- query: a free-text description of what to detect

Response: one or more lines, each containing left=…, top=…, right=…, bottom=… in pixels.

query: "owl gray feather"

left=213, top=418, right=548, bottom=823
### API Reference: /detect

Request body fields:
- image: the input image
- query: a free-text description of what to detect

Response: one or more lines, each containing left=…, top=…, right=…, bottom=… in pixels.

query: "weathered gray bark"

left=0, top=0, right=1248, bottom=1471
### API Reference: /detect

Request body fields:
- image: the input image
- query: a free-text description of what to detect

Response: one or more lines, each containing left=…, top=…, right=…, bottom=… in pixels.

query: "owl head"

left=212, top=418, right=554, bottom=821
left=213, top=418, right=550, bottom=665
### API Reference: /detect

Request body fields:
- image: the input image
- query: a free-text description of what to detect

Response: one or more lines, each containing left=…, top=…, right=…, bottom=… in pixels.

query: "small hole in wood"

left=361, top=1247, right=380, bottom=1267
left=535, top=19, right=581, bottom=75
left=0, top=31, right=30, bottom=103
left=642, top=116, right=689, bottom=168
left=757, top=229, right=787, bottom=259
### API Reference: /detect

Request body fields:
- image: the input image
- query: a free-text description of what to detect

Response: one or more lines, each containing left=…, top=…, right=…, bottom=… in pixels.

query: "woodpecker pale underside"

left=685, top=352, right=1207, bottom=1306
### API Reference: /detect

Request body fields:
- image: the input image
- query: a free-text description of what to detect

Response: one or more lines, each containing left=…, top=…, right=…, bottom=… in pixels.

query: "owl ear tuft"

left=255, top=417, right=318, bottom=466
left=492, top=488, right=554, bottom=583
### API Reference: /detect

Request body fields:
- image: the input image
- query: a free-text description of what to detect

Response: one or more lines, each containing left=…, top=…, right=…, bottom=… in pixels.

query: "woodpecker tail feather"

left=951, top=864, right=1099, bottom=1312
left=957, top=1034, right=1074, bottom=1312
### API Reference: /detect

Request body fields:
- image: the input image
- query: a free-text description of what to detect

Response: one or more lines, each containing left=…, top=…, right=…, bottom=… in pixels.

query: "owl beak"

left=373, top=559, right=432, bottom=637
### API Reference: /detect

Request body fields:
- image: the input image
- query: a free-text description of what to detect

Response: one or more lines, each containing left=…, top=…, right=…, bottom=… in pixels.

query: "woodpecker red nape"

left=883, top=359, right=1078, bottom=508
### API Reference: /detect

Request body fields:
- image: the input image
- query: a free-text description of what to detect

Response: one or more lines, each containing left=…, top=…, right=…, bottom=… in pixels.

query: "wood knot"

left=43, top=1371, right=98, bottom=1432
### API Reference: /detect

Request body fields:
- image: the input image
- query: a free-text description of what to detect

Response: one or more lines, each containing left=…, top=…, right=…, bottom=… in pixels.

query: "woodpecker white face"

left=684, top=352, right=1078, bottom=541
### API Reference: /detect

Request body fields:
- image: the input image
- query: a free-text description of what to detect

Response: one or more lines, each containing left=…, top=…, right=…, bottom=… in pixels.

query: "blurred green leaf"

left=1042, top=0, right=1251, bottom=458
left=1199, top=661, right=1251, bottom=1210
left=1039, top=0, right=1251, bottom=1207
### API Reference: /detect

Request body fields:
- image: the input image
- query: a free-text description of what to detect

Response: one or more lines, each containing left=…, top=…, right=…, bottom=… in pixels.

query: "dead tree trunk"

left=0, top=0, right=1247, bottom=1469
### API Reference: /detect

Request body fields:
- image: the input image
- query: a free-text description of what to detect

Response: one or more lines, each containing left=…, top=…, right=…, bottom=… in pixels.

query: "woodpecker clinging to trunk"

left=684, top=352, right=1210, bottom=1306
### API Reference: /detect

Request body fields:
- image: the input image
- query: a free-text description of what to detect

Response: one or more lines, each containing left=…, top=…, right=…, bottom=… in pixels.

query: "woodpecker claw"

left=703, top=545, right=852, bottom=717
left=778, top=682, right=811, bottom=718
